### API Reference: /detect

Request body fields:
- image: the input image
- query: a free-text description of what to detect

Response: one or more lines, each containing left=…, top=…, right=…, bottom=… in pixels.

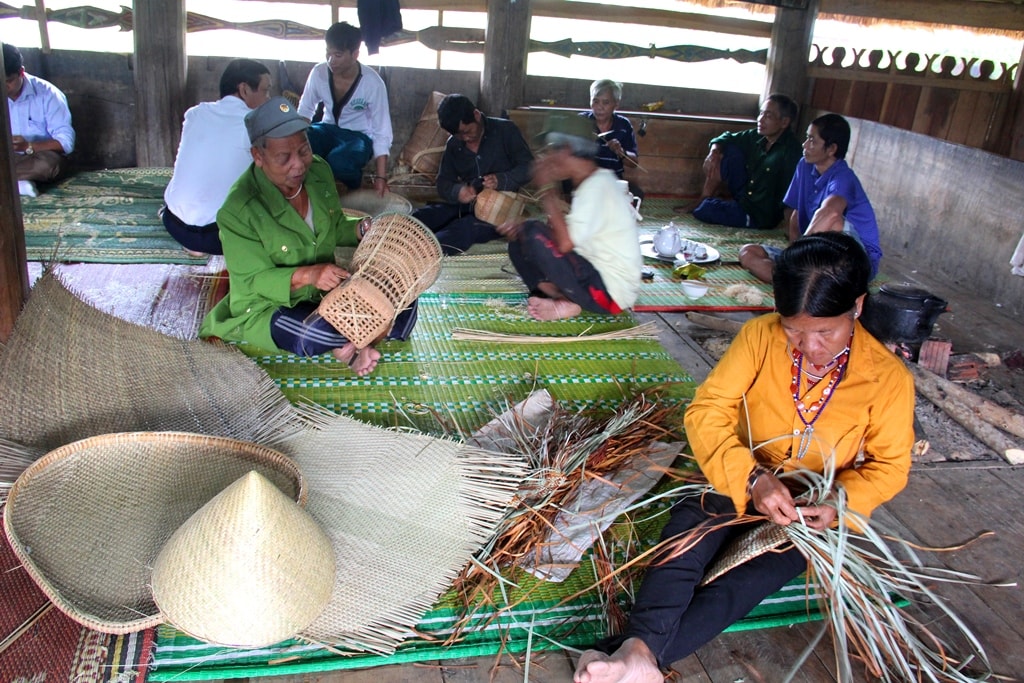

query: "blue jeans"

left=693, top=145, right=753, bottom=229
left=306, top=123, right=374, bottom=189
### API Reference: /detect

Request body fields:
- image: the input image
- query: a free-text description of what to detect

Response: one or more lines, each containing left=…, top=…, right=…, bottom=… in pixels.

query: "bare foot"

left=349, top=346, right=381, bottom=376
left=527, top=296, right=582, bottom=321
left=574, top=638, right=662, bottom=683
left=331, top=342, right=357, bottom=366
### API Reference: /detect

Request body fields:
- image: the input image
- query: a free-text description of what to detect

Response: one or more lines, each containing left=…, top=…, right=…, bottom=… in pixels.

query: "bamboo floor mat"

left=28, top=259, right=228, bottom=339
left=21, top=168, right=208, bottom=264
left=243, top=296, right=695, bottom=435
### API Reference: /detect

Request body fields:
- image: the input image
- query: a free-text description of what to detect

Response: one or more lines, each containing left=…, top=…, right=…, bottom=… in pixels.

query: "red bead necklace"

left=789, top=342, right=851, bottom=459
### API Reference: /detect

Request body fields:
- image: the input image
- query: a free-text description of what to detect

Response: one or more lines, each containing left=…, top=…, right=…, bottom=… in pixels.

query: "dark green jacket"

left=710, top=127, right=802, bottom=230
left=199, top=156, right=359, bottom=351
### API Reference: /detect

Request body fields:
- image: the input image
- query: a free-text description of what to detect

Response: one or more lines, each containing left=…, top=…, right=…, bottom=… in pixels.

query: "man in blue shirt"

left=4, top=43, right=75, bottom=197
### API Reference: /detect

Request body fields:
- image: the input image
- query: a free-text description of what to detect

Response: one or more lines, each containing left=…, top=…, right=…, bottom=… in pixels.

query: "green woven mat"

left=242, top=296, right=694, bottom=435
left=22, top=168, right=207, bottom=264
left=149, top=480, right=830, bottom=680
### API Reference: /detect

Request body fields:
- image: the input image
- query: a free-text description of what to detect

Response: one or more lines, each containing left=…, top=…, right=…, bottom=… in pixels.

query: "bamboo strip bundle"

left=450, top=321, right=660, bottom=343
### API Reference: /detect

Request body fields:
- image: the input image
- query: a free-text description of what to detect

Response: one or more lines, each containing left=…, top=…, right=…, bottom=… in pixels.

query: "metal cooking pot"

left=860, top=283, right=948, bottom=345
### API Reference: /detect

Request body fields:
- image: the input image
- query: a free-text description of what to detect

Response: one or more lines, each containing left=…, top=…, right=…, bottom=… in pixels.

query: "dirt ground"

left=691, top=329, right=1024, bottom=466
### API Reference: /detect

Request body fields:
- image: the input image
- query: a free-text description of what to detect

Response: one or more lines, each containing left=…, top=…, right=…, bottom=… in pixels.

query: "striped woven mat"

left=243, top=296, right=695, bottom=435
left=21, top=168, right=208, bottom=264
left=1, top=533, right=154, bottom=682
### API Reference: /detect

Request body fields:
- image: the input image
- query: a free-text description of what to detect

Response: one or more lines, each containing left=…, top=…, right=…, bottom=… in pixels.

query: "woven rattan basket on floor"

left=474, top=189, right=528, bottom=225
left=2, top=431, right=305, bottom=634
left=318, top=212, right=442, bottom=348
left=342, top=189, right=414, bottom=216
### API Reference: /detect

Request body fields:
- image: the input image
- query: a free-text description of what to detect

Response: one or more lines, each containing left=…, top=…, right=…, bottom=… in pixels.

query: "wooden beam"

left=479, top=0, right=530, bottom=117
left=132, top=0, right=187, bottom=167
left=0, top=50, right=30, bottom=343
left=530, top=0, right=772, bottom=38
left=763, top=0, right=818, bottom=106
left=820, top=0, right=1024, bottom=32
left=34, top=0, right=50, bottom=54
left=235, top=0, right=774, bottom=38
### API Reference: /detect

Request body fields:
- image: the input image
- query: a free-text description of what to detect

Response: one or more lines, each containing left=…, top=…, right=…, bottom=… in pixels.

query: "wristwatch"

left=25, top=143, right=34, bottom=155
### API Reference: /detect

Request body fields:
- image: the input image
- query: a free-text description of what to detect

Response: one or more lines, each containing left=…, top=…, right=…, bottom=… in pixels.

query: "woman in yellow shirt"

left=574, top=232, right=915, bottom=683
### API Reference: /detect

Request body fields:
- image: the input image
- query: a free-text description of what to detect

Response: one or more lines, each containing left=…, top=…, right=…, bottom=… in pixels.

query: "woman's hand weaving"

left=751, top=472, right=801, bottom=526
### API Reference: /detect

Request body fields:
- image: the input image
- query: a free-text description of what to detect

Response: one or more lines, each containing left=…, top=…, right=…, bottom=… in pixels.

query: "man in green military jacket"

left=200, top=97, right=417, bottom=376
left=691, top=94, right=801, bottom=231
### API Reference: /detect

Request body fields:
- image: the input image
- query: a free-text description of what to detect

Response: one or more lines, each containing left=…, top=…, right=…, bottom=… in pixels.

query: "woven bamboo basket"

left=342, top=189, right=413, bottom=216
left=474, top=189, right=528, bottom=225
left=397, top=91, right=449, bottom=178
left=2, top=431, right=305, bottom=634
left=317, top=212, right=442, bottom=348
left=700, top=522, right=789, bottom=586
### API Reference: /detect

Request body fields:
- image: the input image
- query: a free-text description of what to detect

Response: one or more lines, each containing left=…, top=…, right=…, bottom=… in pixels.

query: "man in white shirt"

left=4, top=42, right=75, bottom=198
left=298, top=22, right=393, bottom=196
left=162, top=59, right=272, bottom=256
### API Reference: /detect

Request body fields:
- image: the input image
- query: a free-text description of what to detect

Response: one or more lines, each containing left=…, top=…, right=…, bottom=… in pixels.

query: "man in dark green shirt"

left=692, top=94, right=801, bottom=230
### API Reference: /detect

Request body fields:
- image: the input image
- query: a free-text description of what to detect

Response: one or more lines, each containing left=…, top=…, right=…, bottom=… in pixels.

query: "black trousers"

left=600, top=491, right=806, bottom=667
left=412, top=202, right=499, bottom=256
left=507, top=220, right=620, bottom=314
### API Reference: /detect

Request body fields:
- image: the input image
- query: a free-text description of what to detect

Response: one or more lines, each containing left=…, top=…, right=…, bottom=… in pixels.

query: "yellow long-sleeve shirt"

left=684, top=313, right=915, bottom=520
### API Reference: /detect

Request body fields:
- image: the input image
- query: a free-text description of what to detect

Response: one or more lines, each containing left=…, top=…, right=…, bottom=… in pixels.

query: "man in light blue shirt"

left=4, top=43, right=75, bottom=197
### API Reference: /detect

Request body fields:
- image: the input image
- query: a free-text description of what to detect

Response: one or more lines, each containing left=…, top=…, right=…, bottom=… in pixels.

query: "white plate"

left=639, top=239, right=721, bottom=264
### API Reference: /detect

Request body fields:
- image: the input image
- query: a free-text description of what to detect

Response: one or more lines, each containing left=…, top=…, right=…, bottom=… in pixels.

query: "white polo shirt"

left=164, top=95, right=254, bottom=227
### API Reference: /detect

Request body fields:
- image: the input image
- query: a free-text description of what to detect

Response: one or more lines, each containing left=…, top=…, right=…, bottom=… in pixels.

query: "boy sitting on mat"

left=496, top=114, right=641, bottom=321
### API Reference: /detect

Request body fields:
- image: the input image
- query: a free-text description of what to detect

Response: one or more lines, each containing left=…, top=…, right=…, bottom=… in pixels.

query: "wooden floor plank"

left=441, top=651, right=575, bottom=682
left=871, top=467, right=1024, bottom=679
left=689, top=622, right=838, bottom=682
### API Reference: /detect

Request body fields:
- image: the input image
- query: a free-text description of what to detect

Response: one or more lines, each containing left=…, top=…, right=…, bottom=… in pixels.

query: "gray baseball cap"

left=245, top=97, right=309, bottom=144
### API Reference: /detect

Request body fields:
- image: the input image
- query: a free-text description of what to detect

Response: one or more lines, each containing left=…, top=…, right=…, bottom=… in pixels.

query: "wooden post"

left=479, top=0, right=531, bottom=117
left=763, top=0, right=818, bottom=113
left=1005, top=43, right=1024, bottom=162
left=132, top=0, right=187, bottom=167
left=35, top=0, right=51, bottom=54
left=0, top=48, right=30, bottom=343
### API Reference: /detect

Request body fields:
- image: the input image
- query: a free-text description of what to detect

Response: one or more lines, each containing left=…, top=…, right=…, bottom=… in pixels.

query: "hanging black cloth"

left=358, top=0, right=403, bottom=55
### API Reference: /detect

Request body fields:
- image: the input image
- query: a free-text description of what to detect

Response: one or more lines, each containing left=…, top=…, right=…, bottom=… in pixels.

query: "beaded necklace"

left=789, top=340, right=851, bottom=459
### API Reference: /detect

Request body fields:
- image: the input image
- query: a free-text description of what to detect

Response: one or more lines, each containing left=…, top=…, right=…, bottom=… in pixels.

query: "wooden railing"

left=808, top=45, right=1018, bottom=154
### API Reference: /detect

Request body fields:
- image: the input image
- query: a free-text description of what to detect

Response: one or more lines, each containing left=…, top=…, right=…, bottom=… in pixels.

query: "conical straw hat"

left=2, top=432, right=305, bottom=634
left=152, top=471, right=334, bottom=648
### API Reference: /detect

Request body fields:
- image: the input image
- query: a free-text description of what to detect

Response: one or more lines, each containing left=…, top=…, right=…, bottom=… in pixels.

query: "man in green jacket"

left=199, top=97, right=417, bottom=376
left=691, top=94, right=801, bottom=231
